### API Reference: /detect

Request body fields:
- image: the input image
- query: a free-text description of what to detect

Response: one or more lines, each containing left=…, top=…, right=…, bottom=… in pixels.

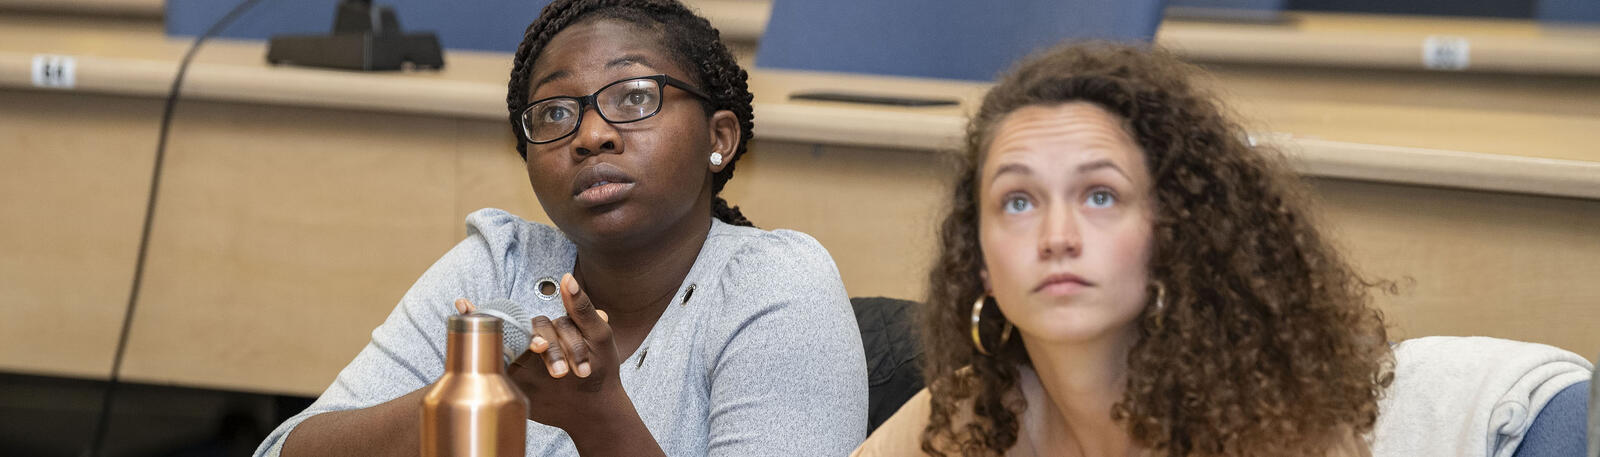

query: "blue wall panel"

left=1537, top=0, right=1600, bottom=23
left=756, top=0, right=1167, bottom=81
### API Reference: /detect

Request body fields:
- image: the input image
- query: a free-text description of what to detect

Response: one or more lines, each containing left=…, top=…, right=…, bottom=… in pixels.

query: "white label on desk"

left=31, top=54, right=77, bottom=89
left=1422, top=36, right=1471, bottom=71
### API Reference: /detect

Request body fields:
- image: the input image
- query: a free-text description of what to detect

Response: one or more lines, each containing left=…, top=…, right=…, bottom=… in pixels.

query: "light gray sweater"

left=255, top=208, right=868, bottom=456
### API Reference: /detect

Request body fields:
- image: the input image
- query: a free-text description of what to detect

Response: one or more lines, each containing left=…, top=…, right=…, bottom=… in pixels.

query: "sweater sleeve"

left=253, top=209, right=527, bottom=457
left=703, top=230, right=869, bottom=457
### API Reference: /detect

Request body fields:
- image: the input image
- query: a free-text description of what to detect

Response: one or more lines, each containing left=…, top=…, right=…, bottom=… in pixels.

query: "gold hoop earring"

left=970, top=295, right=1014, bottom=356
left=1151, top=281, right=1168, bottom=328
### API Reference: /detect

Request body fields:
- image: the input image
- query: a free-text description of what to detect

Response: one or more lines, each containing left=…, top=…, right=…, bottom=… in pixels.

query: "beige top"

left=854, top=368, right=1369, bottom=457
left=852, top=388, right=951, bottom=457
left=852, top=368, right=1063, bottom=457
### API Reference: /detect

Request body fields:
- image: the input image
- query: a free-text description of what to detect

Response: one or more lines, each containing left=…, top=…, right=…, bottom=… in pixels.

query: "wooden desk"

left=1160, top=12, right=1600, bottom=76
left=1, top=14, right=1596, bottom=396
left=0, top=0, right=161, bottom=17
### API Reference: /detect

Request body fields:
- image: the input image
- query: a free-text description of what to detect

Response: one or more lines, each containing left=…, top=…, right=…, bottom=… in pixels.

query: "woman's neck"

left=572, top=213, right=711, bottom=351
left=1019, top=326, right=1139, bottom=457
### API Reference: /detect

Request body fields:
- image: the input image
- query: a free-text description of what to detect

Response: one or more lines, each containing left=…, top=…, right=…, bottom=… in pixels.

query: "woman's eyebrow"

left=1078, top=159, right=1130, bottom=181
left=530, top=55, right=655, bottom=96
left=990, top=162, right=1032, bottom=182
left=606, top=54, right=652, bottom=69
left=530, top=69, right=569, bottom=96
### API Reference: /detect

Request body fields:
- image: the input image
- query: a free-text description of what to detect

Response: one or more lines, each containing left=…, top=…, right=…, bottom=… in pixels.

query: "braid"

left=506, top=0, right=756, bottom=227
left=711, top=196, right=751, bottom=227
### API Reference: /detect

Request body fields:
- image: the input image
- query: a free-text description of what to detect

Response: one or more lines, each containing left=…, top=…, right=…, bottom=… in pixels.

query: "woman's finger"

left=530, top=316, right=567, bottom=378
left=453, top=298, right=476, bottom=315
left=552, top=316, right=591, bottom=378
left=561, top=274, right=612, bottom=344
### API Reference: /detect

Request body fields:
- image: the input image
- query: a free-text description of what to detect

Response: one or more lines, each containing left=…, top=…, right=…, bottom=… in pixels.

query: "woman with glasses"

left=853, top=43, right=1391, bottom=457
left=256, top=1, right=868, bottom=456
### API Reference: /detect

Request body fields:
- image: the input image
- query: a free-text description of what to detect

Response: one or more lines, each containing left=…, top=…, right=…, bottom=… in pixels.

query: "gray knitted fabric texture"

left=474, top=298, right=534, bottom=365
left=1589, top=358, right=1598, bottom=457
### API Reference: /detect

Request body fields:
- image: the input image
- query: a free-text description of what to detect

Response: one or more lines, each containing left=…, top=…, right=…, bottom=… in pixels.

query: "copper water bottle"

left=421, top=314, right=528, bottom=457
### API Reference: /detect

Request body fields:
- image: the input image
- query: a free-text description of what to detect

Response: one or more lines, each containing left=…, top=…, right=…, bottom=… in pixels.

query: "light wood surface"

left=117, top=101, right=465, bottom=395
left=1195, top=63, right=1600, bottom=163
left=0, top=0, right=161, bottom=17
left=1159, top=12, right=1600, bottom=76
left=686, top=0, right=770, bottom=42
left=1314, top=178, right=1600, bottom=357
left=749, top=68, right=1600, bottom=199
left=6, top=15, right=1592, bottom=199
left=722, top=142, right=947, bottom=302
left=0, top=89, right=160, bottom=380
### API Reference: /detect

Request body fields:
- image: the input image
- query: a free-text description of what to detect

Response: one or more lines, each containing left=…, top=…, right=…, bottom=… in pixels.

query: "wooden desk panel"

left=1199, top=64, right=1600, bottom=163
left=1158, top=13, right=1600, bottom=76
left=116, top=101, right=465, bottom=395
left=451, top=119, right=547, bottom=236
left=724, top=142, right=946, bottom=301
left=0, top=89, right=160, bottom=379
left=1315, top=179, right=1600, bottom=356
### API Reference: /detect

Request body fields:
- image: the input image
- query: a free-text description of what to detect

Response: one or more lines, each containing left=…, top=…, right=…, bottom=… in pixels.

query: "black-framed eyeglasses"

left=519, top=74, right=711, bottom=145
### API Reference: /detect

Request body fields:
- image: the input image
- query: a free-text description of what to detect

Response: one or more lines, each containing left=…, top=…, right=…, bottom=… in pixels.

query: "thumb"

left=561, top=274, right=612, bottom=340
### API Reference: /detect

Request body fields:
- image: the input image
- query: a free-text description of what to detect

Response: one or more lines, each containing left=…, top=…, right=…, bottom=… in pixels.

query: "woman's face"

left=978, top=102, right=1155, bottom=346
left=523, top=19, right=735, bottom=247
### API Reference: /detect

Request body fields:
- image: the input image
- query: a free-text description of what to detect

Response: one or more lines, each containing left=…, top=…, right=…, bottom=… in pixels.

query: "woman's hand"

left=522, top=274, right=612, bottom=380
left=514, top=274, right=629, bottom=432
left=453, top=275, right=654, bottom=456
left=448, top=275, right=668, bottom=457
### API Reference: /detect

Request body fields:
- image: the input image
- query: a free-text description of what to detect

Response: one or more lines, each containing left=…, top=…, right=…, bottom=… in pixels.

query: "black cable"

left=87, top=1, right=268, bottom=455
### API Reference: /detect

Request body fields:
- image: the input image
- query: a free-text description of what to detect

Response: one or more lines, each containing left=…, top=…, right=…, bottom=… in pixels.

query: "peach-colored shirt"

left=852, top=376, right=1044, bottom=457
left=853, top=369, right=1368, bottom=457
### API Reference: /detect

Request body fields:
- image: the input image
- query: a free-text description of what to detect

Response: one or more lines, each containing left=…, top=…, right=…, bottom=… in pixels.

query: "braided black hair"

left=507, top=0, right=755, bottom=227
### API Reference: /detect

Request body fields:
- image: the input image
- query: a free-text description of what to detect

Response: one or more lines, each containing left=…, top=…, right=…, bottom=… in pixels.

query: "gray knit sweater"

left=255, top=208, right=868, bottom=456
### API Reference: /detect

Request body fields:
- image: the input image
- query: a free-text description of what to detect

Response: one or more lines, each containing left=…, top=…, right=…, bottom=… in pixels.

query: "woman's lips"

left=571, top=162, right=636, bottom=208
left=1033, top=273, right=1094, bottom=295
left=574, top=182, right=635, bottom=207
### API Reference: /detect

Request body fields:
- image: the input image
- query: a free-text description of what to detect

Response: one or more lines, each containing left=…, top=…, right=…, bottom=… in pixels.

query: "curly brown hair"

left=919, top=42, right=1393, bottom=457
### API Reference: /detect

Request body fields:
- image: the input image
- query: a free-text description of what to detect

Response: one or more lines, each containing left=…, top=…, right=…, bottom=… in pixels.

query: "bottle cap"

left=448, top=314, right=503, bottom=334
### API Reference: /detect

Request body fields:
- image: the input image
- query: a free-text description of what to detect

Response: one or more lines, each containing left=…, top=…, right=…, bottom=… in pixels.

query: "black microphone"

left=266, top=0, right=444, bottom=71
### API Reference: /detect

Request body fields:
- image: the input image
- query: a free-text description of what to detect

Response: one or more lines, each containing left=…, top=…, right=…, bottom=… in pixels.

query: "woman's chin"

left=1012, top=307, right=1141, bottom=346
left=551, top=205, right=647, bottom=244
